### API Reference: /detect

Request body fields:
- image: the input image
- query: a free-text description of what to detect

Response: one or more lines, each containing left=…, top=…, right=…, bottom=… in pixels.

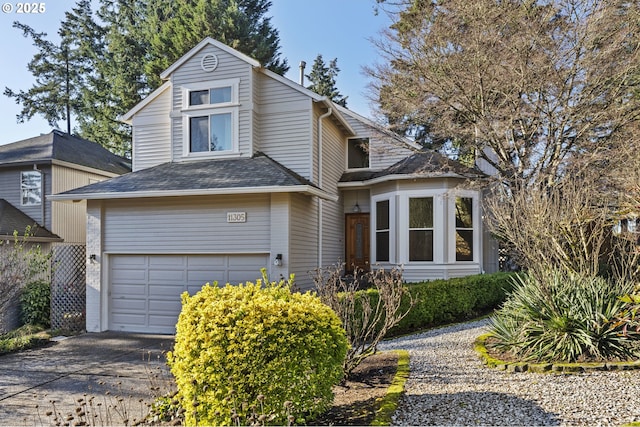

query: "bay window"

left=375, top=200, right=390, bottom=262
left=455, top=197, right=474, bottom=261
left=409, top=197, right=434, bottom=261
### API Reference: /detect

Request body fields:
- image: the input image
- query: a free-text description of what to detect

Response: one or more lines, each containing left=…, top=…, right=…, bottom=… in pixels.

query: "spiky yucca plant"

left=489, top=270, right=640, bottom=363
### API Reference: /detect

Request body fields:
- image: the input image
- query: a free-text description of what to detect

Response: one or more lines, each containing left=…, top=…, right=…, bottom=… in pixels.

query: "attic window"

left=347, top=138, right=370, bottom=169
left=21, top=171, right=42, bottom=206
left=189, top=87, right=232, bottom=106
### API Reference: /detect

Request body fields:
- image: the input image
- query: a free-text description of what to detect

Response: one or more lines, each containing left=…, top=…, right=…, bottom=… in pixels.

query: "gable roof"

left=0, top=199, right=61, bottom=241
left=50, top=153, right=337, bottom=202
left=339, top=150, right=483, bottom=186
left=159, top=37, right=261, bottom=80
left=0, top=130, right=131, bottom=175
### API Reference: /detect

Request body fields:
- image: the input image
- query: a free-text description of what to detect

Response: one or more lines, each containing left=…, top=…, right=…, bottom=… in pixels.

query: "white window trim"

left=181, top=78, right=240, bottom=159
left=371, top=194, right=396, bottom=264
left=447, top=191, right=481, bottom=264
left=20, top=171, right=42, bottom=206
left=182, top=107, right=239, bottom=158
left=399, top=191, right=444, bottom=264
left=181, top=78, right=240, bottom=110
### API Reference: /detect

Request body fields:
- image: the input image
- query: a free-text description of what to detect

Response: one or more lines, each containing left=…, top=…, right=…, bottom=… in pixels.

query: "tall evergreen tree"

left=3, top=0, right=100, bottom=134
left=306, top=54, right=347, bottom=107
left=5, top=0, right=289, bottom=157
left=144, top=0, right=288, bottom=89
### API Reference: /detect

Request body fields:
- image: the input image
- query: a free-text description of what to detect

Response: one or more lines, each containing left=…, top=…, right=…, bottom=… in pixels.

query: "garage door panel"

left=189, top=270, right=228, bottom=286
left=112, top=283, right=147, bottom=296
left=149, top=255, right=186, bottom=267
left=149, top=299, right=182, bottom=313
left=110, top=254, right=268, bottom=333
left=149, top=269, right=186, bottom=283
left=188, top=255, right=226, bottom=267
left=111, top=312, right=146, bottom=326
left=229, top=254, right=269, bottom=267
left=112, top=268, right=147, bottom=282
left=111, top=298, right=146, bottom=311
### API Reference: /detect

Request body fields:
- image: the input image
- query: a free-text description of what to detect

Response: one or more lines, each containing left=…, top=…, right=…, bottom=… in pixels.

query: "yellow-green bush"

left=168, top=275, right=348, bottom=426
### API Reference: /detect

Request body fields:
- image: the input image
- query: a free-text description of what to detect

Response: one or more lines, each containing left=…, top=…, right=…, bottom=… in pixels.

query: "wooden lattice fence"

left=51, top=244, right=86, bottom=332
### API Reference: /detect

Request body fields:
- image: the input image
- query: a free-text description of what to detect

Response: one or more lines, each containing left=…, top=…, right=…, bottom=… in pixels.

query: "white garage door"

left=109, top=254, right=269, bottom=333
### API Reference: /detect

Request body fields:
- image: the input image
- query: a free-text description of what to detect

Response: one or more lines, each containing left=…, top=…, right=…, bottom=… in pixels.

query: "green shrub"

left=380, top=272, right=516, bottom=337
left=19, top=280, right=50, bottom=327
left=489, top=269, right=639, bottom=362
left=168, top=275, right=348, bottom=426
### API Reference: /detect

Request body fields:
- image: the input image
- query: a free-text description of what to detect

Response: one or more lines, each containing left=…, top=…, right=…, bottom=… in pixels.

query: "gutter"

left=49, top=185, right=339, bottom=203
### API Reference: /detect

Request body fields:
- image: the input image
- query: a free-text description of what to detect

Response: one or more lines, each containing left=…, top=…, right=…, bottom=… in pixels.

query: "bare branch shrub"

left=0, top=227, right=51, bottom=332
left=313, top=264, right=414, bottom=377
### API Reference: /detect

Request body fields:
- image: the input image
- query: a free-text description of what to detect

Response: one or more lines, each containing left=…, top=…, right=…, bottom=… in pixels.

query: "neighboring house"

left=52, top=38, right=498, bottom=334
left=0, top=131, right=131, bottom=245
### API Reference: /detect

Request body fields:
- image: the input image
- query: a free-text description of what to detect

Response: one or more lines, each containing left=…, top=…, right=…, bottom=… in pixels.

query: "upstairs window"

left=347, top=138, right=370, bottom=169
left=189, top=86, right=232, bottom=106
left=183, top=79, right=239, bottom=156
left=21, top=171, right=42, bottom=206
left=189, top=113, right=232, bottom=152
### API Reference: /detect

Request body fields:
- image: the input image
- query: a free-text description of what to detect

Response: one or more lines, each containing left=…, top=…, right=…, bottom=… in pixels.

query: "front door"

left=345, top=213, right=370, bottom=273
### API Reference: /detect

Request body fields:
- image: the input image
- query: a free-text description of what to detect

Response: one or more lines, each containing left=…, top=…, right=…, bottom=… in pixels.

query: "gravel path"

left=379, top=319, right=640, bottom=426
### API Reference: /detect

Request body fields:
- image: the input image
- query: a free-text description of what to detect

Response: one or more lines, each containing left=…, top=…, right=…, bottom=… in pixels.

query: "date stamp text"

left=2, top=3, right=46, bottom=14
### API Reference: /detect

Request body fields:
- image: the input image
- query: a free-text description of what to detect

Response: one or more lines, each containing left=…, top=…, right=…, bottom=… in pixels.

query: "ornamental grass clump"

left=489, top=269, right=640, bottom=363
left=168, top=274, right=348, bottom=426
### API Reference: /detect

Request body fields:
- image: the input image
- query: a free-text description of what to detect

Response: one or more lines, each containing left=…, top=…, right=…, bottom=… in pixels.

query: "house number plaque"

left=227, top=212, right=246, bottom=223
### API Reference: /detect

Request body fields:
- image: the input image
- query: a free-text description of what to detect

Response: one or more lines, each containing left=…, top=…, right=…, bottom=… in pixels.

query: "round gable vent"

left=201, top=54, right=219, bottom=72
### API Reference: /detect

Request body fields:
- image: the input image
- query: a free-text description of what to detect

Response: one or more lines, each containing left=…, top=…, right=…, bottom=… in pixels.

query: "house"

left=0, top=130, right=131, bottom=245
left=51, top=38, right=498, bottom=334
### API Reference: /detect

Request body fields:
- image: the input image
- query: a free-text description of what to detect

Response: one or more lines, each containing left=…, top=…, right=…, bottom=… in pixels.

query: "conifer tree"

left=306, top=54, right=347, bottom=107
left=5, top=0, right=289, bottom=157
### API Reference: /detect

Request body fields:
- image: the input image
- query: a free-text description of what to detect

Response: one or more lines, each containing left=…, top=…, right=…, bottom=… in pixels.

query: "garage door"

left=109, top=254, right=270, bottom=333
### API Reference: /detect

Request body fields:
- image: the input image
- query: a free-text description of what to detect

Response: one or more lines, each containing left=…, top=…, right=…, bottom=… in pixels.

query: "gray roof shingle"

left=0, top=199, right=61, bottom=240
left=0, top=130, right=131, bottom=175
left=340, top=150, right=482, bottom=183
left=56, top=153, right=320, bottom=197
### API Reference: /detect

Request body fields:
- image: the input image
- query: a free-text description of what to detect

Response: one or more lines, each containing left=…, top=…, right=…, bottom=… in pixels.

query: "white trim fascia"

left=337, top=172, right=474, bottom=188
left=259, top=67, right=325, bottom=101
left=49, top=185, right=338, bottom=202
left=51, top=159, right=125, bottom=178
left=313, top=98, right=356, bottom=136
left=160, top=37, right=261, bottom=80
left=120, top=82, right=171, bottom=123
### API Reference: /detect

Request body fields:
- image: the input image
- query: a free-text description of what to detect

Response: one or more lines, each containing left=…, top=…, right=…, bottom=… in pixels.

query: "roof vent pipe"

left=299, top=61, right=306, bottom=86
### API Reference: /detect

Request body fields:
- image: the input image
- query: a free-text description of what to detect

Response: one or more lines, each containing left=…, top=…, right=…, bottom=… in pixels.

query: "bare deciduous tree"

left=369, top=0, right=640, bottom=192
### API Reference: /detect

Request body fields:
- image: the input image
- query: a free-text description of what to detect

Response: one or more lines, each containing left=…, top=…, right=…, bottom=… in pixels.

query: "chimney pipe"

left=299, top=61, right=306, bottom=86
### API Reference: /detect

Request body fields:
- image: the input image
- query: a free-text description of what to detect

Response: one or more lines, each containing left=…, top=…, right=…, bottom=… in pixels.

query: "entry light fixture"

left=352, top=202, right=361, bottom=213
left=274, top=253, right=283, bottom=267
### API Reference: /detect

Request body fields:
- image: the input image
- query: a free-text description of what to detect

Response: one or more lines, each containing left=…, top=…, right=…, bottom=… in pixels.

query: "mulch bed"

left=311, top=351, right=399, bottom=426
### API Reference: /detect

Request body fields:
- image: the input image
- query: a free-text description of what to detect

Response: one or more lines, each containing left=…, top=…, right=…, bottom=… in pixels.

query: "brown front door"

left=345, top=213, right=370, bottom=273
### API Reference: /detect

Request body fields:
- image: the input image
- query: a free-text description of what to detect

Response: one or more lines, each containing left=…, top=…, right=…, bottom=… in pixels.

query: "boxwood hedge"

left=382, top=272, right=517, bottom=337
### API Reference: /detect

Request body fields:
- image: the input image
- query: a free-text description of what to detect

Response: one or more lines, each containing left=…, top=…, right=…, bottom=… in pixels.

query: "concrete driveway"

left=0, top=332, right=175, bottom=426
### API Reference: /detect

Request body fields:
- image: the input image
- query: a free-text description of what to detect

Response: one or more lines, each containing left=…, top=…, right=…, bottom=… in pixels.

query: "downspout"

left=317, top=107, right=332, bottom=268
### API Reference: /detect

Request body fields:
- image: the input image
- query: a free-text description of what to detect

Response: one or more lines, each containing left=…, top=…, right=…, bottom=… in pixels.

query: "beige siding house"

left=52, top=38, right=495, bottom=334
left=0, top=131, right=130, bottom=245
